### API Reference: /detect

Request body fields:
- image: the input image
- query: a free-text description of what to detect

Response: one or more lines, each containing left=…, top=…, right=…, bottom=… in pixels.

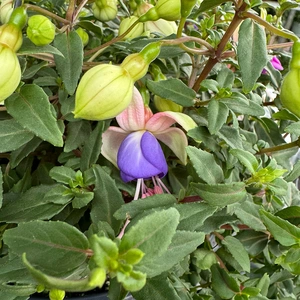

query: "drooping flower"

left=262, top=56, right=283, bottom=74
left=101, top=86, right=197, bottom=186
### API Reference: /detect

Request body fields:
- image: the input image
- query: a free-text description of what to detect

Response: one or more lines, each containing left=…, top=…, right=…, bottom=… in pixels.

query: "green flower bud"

left=181, top=0, right=197, bottom=18
left=7, top=6, right=27, bottom=30
left=74, top=64, right=134, bottom=120
left=88, top=268, right=106, bottom=288
left=154, top=95, right=183, bottom=112
left=0, top=23, right=22, bottom=51
left=75, top=27, right=89, bottom=46
left=144, top=18, right=177, bottom=36
left=27, top=15, right=55, bottom=46
left=92, top=0, right=118, bottom=22
left=0, top=0, right=13, bottom=24
left=0, top=44, right=21, bottom=102
left=119, top=16, right=143, bottom=40
left=138, top=0, right=181, bottom=22
left=49, top=289, right=65, bottom=300
left=121, top=42, right=161, bottom=81
left=280, top=41, right=300, bottom=117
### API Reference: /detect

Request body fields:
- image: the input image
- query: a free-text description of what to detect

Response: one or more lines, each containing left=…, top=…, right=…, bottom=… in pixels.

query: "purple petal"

left=117, top=131, right=168, bottom=182
left=270, top=56, right=283, bottom=71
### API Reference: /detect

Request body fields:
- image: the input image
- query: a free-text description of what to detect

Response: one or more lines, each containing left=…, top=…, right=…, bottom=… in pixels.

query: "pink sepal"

left=101, top=127, right=128, bottom=167
left=116, top=86, right=153, bottom=131
left=155, top=127, right=188, bottom=165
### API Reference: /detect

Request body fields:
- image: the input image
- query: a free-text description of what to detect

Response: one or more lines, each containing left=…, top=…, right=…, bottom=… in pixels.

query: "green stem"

left=84, top=19, right=140, bottom=57
left=242, top=11, right=299, bottom=42
left=25, top=4, right=70, bottom=25
left=256, top=139, right=300, bottom=155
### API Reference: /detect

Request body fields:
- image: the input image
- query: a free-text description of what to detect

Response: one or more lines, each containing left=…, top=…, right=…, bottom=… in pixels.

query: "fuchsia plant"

left=101, top=86, right=197, bottom=197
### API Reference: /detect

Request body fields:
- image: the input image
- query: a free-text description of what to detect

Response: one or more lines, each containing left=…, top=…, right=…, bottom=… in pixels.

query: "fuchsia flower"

left=262, top=56, right=283, bottom=74
left=101, top=86, right=197, bottom=195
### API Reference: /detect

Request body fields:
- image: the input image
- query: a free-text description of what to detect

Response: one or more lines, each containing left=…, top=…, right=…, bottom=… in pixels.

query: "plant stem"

left=256, top=139, right=300, bottom=155
left=242, top=11, right=299, bottom=42
left=25, top=4, right=71, bottom=25
left=84, top=19, right=140, bottom=57
left=192, top=3, right=248, bottom=91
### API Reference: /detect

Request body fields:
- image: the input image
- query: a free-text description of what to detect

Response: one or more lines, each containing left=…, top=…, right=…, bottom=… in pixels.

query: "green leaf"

left=237, top=19, right=268, bottom=93
left=0, top=185, right=68, bottom=222
left=119, top=208, right=180, bottom=266
left=0, top=119, right=35, bottom=153
left=208, top=99, right=229, bottom=134
left=80, top=121, right=109, bottom=171
left=211, top=264, right=239, bottom=299
left=3, top=221, right=89, bottom=277
left=114, top=194, right=177, bottom=220
left=285, top=160, right=300, bottom=182
left=72, top=191, right=94, bottom=209
left=186, top=146, right=224, bottom=184
left=220, top=93, right=265, bottom=116
left=222, top=236, right=250, bottom=273
left=64, top=120, right=91, bottom=152
left=230, top=149, right=259, bottom=174
left=19, top=38, right=64, bottom=57
left=175, top=202, right=218, bottom=231
left=260, top=210, right=300, bottom=246
left=233, top=201, right=266, bottom=231
left=0, top=168, right=2, bottom=209
left=49, top=166, right=77, bottom=185
left=191, top=182, right=247, bottom=206
left=90, top=165, right=124, bottom=234
left=5, top=84, right=63, bottom=147
left=275, top=206, right=300, bottom=226
left=135, top=230, right=205, bottom=277
left=256, top=273, right=270, bottom=297
left=10, top=137, right=43, bottom=169
left=216, top=126, right=244, bottom=149
left=196, top=0, right=233, bottom=13
left=285, top=121, right=300, bottom=136
left=53, top=31, right=83, bottom=95
left=147, top=78, right=195, bottom=107
left=132, top=274, right=181, bottom=300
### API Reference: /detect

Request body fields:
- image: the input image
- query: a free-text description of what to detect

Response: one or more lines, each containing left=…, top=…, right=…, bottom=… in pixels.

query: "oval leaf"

left=191, top=182, right=247, bottom=206
left=237, top=19, right=268, bottom=93
left=5, top=84, right=63, bottom=147
left=0, top=119, right=34, bottom=153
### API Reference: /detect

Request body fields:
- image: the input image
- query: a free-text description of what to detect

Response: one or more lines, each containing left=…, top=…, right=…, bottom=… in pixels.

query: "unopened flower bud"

left=74, top=64, right=134, bottom=120
left=144, top=18, right=177, bottom=36
left=121, top=42, right=161, bottom=81
left=92, top=0, right=118, bottom=22
left=119, top=16, right=143, bottom=40
left=138, top=0, right=181, bottom=22
left=181, top=0, right=197, bottom=18
left=280, top=41, right=300, bottom=117
left=154, top=95, right=183, bottom=112
left=49, top=289, right=65, bottom=300
left=0, top=23, right=22, bottom=51
left=88, top=268, right=106, bottom=288
left=76, top=27, right=89, bottom=46
left=0, top=0, right=13, bottom=24
left=27, top=15, right=55, bottom=46
left=7, top=6, right=27, bottom=31
left=0, top=44, right=21, bottom=102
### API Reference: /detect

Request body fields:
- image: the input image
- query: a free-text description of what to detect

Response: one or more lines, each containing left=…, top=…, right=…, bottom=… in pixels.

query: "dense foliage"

left=0, top=0, right=300, bottom=299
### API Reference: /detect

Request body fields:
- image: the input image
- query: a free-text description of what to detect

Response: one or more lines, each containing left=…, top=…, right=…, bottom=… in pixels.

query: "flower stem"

left=241, top=11, right=299, bottom=42
left=84, top=19, right=140, bottom=57
left=256, top=139, right=300, bottom=155
left=25, top=4, right=71, bottom=25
